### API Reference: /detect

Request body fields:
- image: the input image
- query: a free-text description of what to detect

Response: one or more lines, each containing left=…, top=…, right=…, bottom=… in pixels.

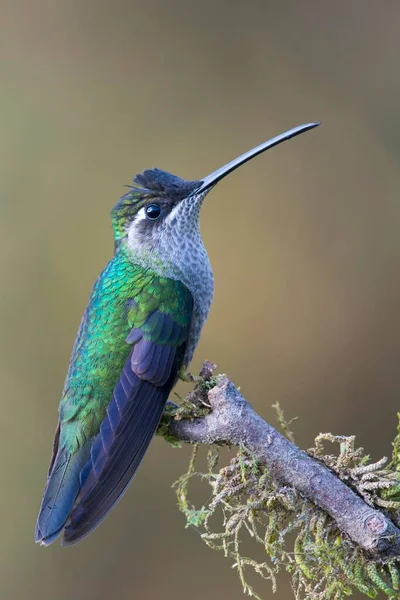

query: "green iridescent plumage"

left=60, top=245, right=192, bottom=453
left=35, top=229, right=193, bottom=545
left=111, top=189, right=151, bottom=248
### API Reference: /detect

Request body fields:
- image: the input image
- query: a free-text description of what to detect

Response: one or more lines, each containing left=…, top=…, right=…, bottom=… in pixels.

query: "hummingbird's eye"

left=145, top=204, right=161, bottom=220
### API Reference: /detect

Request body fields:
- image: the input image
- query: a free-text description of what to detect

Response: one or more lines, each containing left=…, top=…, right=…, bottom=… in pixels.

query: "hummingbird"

left=35, top=122, right=320, bottom=546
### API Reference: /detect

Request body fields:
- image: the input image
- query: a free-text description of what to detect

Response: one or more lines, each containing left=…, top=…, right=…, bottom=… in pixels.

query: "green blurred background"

left=2, top=1, right=400, bottom=598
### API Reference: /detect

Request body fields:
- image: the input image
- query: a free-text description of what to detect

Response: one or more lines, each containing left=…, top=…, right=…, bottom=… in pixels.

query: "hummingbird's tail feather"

left=62, top=350, right=177, bottom=546
left=34, top=441, right=91, bottom=546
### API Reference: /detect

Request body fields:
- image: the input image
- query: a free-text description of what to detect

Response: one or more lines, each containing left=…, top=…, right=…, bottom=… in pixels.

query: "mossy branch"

left=159, top=361, right=400, bottom=599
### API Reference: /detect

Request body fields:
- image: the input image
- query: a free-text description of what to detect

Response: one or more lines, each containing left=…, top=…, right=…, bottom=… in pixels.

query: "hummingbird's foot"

left=178, top=365, right=202, bottom=384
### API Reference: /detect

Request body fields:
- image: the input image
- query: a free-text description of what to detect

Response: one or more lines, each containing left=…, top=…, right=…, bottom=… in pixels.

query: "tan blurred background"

left=2, top=0, right=400, bottom=598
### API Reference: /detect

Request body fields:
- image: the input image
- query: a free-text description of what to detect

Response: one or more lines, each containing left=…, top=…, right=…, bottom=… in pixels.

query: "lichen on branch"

left=158, top=362, right=400, bottom=600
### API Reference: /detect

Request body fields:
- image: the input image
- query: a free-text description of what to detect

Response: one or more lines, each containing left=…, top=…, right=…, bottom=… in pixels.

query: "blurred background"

left=2, top=1, right=400, bottom=598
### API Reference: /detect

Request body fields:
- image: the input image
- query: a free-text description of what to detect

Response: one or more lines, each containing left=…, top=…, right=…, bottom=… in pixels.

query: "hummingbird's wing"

left=61, top=280, right=193, bottom=545
left=35, top=262, right=193, bottom=547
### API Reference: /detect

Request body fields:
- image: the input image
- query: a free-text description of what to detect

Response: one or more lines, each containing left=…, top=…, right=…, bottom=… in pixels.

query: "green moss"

left=168, top=405, right=400, bottom=599
left=157, top=398, right=211, bottom=448
left=158, top=366, right=400, bottom=599
left=390, top=413, right=400, bottom=471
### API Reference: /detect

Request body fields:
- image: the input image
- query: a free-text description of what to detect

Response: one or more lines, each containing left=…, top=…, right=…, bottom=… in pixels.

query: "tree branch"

left=168, top=367, right=400, bottom=561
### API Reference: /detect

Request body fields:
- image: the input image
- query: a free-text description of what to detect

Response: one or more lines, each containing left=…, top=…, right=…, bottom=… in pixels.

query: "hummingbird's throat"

left=165, top=190, right=208, bottom=232
left=127, top=191, right=211, bottom=301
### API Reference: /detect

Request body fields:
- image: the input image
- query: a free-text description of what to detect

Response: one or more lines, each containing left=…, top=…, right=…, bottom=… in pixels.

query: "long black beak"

left=196, top=122, right=320, bottom=194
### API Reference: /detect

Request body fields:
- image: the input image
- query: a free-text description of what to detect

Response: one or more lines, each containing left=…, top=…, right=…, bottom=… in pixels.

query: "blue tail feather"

left=34, top=443, right=91, bottom=546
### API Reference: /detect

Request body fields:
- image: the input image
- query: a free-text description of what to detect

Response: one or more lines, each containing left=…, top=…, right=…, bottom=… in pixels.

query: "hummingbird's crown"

left=133, top=169, right=200, bottom=201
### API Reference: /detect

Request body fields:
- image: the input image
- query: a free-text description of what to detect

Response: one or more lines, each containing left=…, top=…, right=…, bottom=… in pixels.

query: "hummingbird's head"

left=112, top=122, right=321, bottom=260
left=117, top=169, right=204, bottom=252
